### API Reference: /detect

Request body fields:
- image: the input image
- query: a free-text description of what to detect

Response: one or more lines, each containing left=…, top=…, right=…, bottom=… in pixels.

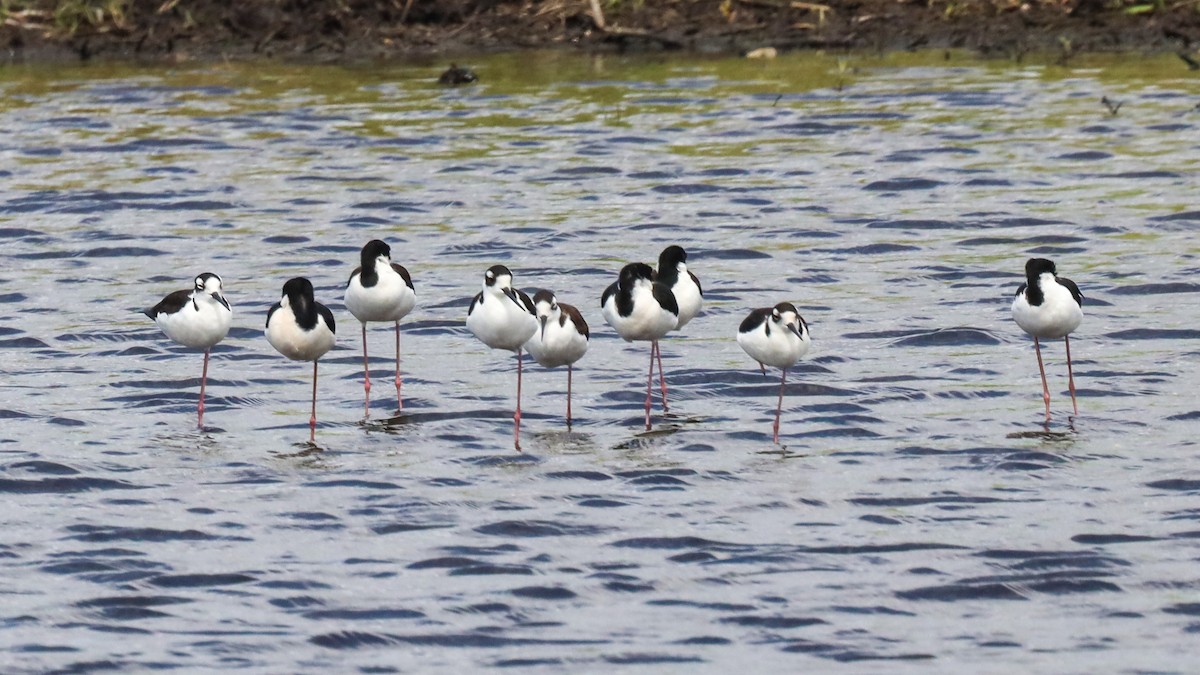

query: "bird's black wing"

left=512, top=289, right=536, bottom=315
left=1058, top=277, right=1083, bottom=307
left=561, top=303, right=589, bottom=339
left=689, top=270, right=703, bottom=297
left=468, top=291, right=483, bottom=315
left=392, top=263, right=415, bottom=291
left=145, top=289, right=190, bottom=319
left=317, top=302, right=337, bottom=334
left=738, top=307, right=770, bottom=334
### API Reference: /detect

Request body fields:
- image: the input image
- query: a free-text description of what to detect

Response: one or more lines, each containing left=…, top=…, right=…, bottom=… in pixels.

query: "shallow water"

left=1, top=50, right=1199, bottom=671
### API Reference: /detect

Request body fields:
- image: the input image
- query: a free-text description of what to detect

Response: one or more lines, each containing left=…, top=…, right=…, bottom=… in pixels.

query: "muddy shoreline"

left=1, top=1, right=1198, bottom=64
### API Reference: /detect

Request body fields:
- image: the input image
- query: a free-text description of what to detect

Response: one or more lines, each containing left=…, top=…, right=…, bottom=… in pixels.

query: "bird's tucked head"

left=657, top=245, right=688, bottom=271
left=281, top=277, right=315, bottom=311
left=1025, top=258, right=1057, bottom=280
left=618, top=262, right=656, bottom=290
left=361, top=239, right=392, bottom=269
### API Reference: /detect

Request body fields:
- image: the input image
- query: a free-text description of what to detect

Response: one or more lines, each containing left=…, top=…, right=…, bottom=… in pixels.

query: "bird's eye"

left=551, top=303, right=558, bottom=311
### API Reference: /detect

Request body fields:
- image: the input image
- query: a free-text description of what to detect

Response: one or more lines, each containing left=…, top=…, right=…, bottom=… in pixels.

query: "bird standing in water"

left=602, top=262, right=679, bottom=430
left=467, top=265, right=538, bottom=449
left=145, top=272, right=232, bottom=428
left=737, top=302, right=811, bottom=443
left=1012, top=257, right=1083, bottom=422
left=651, top=245, right=702, bottom=412
left=524, top=290, right=589, bottom=429
left=266, top=277, right=337, bottom=442
left=345, top=239, right=416, bottom=416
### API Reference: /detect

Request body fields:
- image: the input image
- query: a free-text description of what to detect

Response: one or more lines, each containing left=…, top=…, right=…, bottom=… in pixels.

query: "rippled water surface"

left=2, top=51, right=1199, bottom=671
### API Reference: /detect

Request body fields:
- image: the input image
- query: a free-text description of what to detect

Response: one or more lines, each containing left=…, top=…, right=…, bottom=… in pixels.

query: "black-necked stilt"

left=144, top=272, right=232, bottom=428
left=266, top=277, right=337, bottom=441
left=344, top=239, right=416, bottom=416
left=651, top=245, right=703, bottom=411
left=737, top=302, right=811, bottom=443
left=466, top=265, right=538, bottom=449
left=524, top=290, right=589, bottom=429
left=1012, top=258, right=1083, bottom=422
left=601, top=262, right=679, bottom=430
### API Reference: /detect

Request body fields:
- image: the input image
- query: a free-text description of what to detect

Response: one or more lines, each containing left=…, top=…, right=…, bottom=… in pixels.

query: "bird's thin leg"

left=654, top=341, right=669, bottom=412
left=394, top=321, right=403, bottom=411
left=759, top=361, right=766, bottom=376
left=1065, top=335, right=1078, bottom=417
left=310, top=360, right=319, bottom=442
left=566, top=363, right=574, bottom=430
left=514, top=349, right=523, bottom=451
left=198, top=348, right=210, bottom=428
left=644, top=344, right=655, bottom=431
left=774, top=368, right=786, bottom=444
left=361, top=323, right=371, bottom=418
left=1034, top=337, right=1051, bottom=423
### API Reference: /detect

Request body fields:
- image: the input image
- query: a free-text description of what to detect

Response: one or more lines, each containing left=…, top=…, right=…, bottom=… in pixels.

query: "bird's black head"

left=619, top=262, right=656, bottom=287
left=194, top=272, right=222, bottom=292
left=658, top=245, right=687, bottom=269
left=361, top=239, right=391, bottom=266
left=485, top=264, right=513, bottom=287
left=532, top=289, right=556, bottom=306
left=1025, top=258, right=1057, bottom=279
left=773, top=301, right=799, bottom=319
left=282, top=277, right=315, bottom=303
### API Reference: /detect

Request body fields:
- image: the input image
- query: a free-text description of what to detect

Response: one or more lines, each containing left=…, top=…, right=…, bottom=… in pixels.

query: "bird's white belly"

left=467, top=298, right=536, bottom=352
left=345, top=273, right=415, bottom=323
left=267, top=315, right=334, bottom=362
left=673, top=278, right=702, bottom=329
left=157, top=301, right=231, bottom=349
left=526, top=324, right=588, bottom=368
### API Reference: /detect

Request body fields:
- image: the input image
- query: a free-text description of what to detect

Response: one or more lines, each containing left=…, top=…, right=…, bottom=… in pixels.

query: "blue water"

left=1, top=52, right=1198, bottom=672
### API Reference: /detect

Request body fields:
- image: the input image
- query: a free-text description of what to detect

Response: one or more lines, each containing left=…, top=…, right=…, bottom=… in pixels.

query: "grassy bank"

left=1, top=0, right=1197, bottom=61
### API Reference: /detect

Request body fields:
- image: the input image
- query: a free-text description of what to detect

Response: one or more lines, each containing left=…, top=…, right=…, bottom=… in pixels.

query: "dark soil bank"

left=2, top=0, right=1199, bottom=62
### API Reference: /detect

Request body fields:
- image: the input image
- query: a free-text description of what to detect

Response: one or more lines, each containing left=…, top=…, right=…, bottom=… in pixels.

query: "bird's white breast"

left=672, top=271, right=702, bottom=329
left=738, top=321, right=810, bottom=370
left=1012, top=274, right=1083, bottom=339
left=602, top=283, right=677, bottom=342
left=526, top=317, right=588, bottom=368
left=156, top=294, right=232, bottom=349
left=267, top=306, right=335, bottom=362
left=345, top=266, right=415, bottom=323
left=467, top=290, right=537, bottom=352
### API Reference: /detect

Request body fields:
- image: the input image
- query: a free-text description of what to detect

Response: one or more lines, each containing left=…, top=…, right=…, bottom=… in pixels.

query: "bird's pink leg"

left=644, top=344, right=655, bottom=431
left=198, top=348, right=210, bottom=428
left=1065, top=335, right=1078, bottom=417
left=310, top=360, right=319, bottom=442
left=361, top=323, right=371, bottom=417
left=566, top=363, right=574, bottom=430
left=514, top=349, right=523, bottom=451
left=1034, top=337, right=1051, bottom=423
left=654, top=341, right=669, bottom=412
left=774, top=368, right=786, bottom=444
left=394, top=321, right=403, bottom=411
left=759, top=362, right=766, bottom=376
